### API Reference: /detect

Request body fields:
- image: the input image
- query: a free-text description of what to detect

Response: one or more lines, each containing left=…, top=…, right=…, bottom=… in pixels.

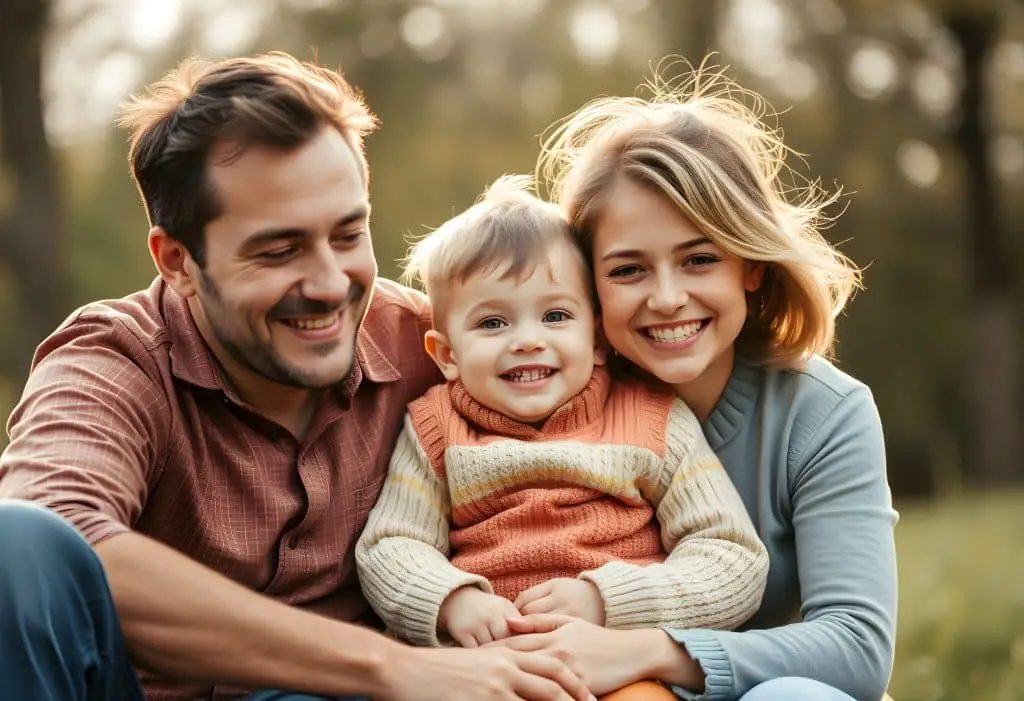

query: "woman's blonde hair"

left=538, top=57, right=862, bottom=368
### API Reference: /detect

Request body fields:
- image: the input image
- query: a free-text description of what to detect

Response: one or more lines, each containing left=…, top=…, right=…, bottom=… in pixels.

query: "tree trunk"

left=0, top=0, right=66, bottom=387
left=943, top=10, right=1020, bottom=485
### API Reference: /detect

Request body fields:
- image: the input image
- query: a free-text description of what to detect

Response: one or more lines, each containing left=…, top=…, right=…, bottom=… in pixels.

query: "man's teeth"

left=287, top=314, right=337, bottom=330
left=647, top=321, right=703, bottom=342
left=504, top=368, right=553, bottom=383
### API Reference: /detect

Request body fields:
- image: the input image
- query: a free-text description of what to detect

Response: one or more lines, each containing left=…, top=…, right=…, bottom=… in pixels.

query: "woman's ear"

left=424, top=330, right=460, bottom=381
left=744, top=262, right=766, bottom=293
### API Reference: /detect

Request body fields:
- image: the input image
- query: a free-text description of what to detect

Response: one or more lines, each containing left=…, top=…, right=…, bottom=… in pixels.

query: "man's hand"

left=438, top=586, right=522, bottom=647
left=385, top=644, right=596, bottom=701
left=514, top=578, right=605, bottom=625
left=488, top=614, right=705, bottom=696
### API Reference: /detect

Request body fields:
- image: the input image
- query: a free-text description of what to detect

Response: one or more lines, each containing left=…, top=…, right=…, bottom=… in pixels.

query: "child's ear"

left=424, top=330, right=460, bottom=381
left=593, top=319, right=609, bottom=366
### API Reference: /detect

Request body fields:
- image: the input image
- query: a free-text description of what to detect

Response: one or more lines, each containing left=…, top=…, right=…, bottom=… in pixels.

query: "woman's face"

left=591, top=177, right=762, bottom=415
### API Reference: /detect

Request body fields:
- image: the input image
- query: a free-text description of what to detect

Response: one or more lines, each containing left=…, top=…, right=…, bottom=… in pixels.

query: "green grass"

left=890, top=490, right=1024, bottom=700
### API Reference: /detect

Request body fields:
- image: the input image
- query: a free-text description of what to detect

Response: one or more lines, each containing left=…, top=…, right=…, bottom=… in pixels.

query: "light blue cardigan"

left=666, top=355, right=898, bottom=701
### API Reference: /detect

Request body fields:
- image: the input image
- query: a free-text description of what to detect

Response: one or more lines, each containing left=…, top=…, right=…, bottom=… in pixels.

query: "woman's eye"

left=479, top=317, right=506, bottom=330
left=609, top=264, right=642, bottom=277
left=543, top=310, right=571, bottom=323
left=686, top=254, right=720, bottom=267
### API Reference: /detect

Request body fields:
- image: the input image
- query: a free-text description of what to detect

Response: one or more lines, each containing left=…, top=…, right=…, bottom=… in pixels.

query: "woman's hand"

left=485, top=615, right=704, bottom=696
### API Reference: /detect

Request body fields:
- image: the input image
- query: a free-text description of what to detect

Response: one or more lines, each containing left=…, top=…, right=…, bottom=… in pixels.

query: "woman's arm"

left=666, top=387, right=897, bottom=701
left=580, top=401, right=769, bottom=631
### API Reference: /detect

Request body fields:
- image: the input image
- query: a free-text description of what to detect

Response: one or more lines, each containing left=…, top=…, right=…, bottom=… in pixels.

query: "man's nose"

left=302, top=243, right=351, bottom=305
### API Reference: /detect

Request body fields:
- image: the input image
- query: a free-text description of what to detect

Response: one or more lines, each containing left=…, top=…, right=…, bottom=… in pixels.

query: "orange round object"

left=599, top=680, right=678, bottom=701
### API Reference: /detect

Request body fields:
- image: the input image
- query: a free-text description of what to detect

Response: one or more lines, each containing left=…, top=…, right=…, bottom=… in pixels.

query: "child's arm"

left=355, top=414, right=492, bottom=646
left=579, top=399, right=769, bottom=631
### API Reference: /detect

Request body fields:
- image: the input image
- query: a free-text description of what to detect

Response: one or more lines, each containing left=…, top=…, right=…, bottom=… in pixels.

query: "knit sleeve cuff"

left=580, top=561, right=665, bottom=628
left=393, top=563, right=492, bottom=647
left=662, top=628, right=733, bottom=701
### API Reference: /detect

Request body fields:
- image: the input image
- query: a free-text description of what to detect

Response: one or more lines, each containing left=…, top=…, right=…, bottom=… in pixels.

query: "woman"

left=494, top=62, right=897, bottom=701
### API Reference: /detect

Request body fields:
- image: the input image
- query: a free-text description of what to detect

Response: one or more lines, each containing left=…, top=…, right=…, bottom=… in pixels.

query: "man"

left=0, top=52, right=591, bottom=701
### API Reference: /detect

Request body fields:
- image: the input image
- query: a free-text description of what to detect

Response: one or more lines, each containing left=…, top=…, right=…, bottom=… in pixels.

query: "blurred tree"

left=0, top=0, right=66, bottom=389
left=940, top=0, right=1020, bottom=485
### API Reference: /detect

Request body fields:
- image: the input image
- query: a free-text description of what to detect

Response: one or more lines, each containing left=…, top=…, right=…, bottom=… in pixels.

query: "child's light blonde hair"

left=404, top=175, right=590, bottom=326
left=538, top=57, right=862, bottom=368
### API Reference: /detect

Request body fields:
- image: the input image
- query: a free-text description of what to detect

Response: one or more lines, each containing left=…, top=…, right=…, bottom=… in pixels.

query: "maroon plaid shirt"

left=0, top=276, right=441, bottom=700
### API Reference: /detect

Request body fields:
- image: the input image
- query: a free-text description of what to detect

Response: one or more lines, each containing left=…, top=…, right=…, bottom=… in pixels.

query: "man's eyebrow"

left=240, top=206, right=370, bottom=250
left=599, top=237, right=711, bottom=263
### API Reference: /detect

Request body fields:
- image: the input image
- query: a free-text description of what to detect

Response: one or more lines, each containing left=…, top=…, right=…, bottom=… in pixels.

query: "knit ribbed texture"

left=355, top=367, right=768, bottom=645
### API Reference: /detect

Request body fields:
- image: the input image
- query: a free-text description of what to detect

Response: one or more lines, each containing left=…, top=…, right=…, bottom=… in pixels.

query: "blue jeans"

left=740, top=677, right=856, bottom=700
left=0, top=501, right=362, bottom=701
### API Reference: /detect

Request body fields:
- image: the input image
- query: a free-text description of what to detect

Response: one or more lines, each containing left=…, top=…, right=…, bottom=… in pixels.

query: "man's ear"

left=744, top=262, right=766, bottom=293
left=424, top=330, right=460, bottom=381
left=593, top=318, right=609, bottom=366
left=150, top=226, right=199, bottom=298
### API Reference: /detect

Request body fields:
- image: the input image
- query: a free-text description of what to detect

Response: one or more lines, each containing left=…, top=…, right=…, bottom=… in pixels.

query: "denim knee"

left=740, top=677, right=856, bottom=701
left=0, top=501, right=106, bottom=604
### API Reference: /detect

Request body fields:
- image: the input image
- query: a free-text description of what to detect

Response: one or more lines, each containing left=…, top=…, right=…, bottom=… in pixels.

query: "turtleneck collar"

left=702, top=355, right=763, bottom=450
left=448, top=365, right=611, bottom=440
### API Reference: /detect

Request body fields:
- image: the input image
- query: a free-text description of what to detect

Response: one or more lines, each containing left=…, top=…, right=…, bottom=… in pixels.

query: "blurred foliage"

left=891, top=491, right=1024, bottom=700
left=2, top=1, right=1024, bottom=696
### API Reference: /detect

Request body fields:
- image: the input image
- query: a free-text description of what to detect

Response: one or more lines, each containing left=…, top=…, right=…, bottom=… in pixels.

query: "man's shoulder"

left=361, top=278, right=441, bottom=393
left=367, top=278, right=431, bottom=324
left=37, top=279, right=170, bottom=366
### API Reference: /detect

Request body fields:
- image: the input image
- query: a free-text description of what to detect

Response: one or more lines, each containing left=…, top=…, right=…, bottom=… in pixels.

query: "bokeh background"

left=2, top=0, right=1023, bottom=698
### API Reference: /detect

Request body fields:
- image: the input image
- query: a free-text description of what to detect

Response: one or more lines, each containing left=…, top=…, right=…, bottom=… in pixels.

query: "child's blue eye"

left=543, top=310, right=571, bottom=323
left=479, top=317, right=506, bottom=330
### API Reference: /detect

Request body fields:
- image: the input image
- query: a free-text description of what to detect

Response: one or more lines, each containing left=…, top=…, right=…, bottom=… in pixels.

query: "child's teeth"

left=508, top=369, right=552, bottom=382
left=648, top=321, right=702, bottom=341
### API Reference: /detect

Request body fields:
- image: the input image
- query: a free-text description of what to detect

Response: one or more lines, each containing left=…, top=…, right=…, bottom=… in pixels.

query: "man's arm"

left=96, top=531, right=400, bottom=695
left=0, top=318, right=591, bottom=700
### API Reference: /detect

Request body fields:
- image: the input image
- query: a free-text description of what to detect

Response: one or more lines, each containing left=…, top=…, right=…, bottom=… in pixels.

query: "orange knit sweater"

left=408, top=368, right=668, bottom=600
left=356, top=367, right=769, bottom=647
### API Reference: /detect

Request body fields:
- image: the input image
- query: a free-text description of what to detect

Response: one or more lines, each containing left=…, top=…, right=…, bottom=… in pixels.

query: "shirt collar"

left=162, top=280, right=401, bottom=398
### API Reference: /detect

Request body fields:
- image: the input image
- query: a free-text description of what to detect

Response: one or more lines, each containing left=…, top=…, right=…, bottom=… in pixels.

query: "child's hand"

left=438, top=586, right=522, bottom=647
left=514, top=578, right=606, bottom=625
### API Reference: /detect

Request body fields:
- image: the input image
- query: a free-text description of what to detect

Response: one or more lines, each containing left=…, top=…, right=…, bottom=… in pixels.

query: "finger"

left=514, top=652, right=593, bottom=701
left=487, top=615, right=511, bottom=642
left=519, top=595, right=558, bottom=616
left=507, top=614, right=578, bottom=635
left=514, top=581, right=553, bottom=610
left=511, top=673, right=569, bottom=701
left=482, top=633, right=544, bottom=652
left=475, top=625, right=496, bottom=647
left=456, top=630, right=479, bottom=648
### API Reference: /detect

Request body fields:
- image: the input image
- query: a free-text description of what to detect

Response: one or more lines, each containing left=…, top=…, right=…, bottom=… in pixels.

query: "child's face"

left=428, top=241, right=604, bottom=424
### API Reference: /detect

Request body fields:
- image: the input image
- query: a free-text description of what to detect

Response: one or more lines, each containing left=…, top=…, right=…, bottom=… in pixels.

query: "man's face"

left=187, top=126, right=377, bottom=390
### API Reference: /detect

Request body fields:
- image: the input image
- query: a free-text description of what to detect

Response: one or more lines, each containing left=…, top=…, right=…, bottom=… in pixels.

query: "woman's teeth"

left=503, top=368, right=554, bottom=382
left=286, top=314, right=337, bottom=330
left=647, top=320, right=704, bottom=341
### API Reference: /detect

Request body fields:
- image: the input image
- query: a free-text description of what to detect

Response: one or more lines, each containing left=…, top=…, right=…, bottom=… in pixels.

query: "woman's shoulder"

left=767, top=354, right=871, bottom=404
left=738, top=354, right=879, bottom=447
left=755, top=355, right=882, bottom=465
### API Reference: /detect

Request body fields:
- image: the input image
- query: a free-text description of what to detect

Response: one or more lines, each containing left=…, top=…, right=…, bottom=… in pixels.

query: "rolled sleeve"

left=0, top=316, right=167, bottom=544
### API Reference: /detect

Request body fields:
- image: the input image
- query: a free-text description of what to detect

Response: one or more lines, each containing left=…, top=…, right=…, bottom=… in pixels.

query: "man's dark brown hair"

left=117, top=51, right=378, bottom=266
